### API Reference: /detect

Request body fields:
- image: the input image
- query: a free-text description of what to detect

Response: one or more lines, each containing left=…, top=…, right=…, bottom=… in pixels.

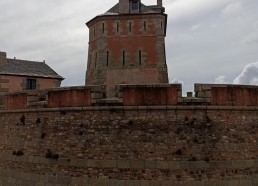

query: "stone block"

left=210, top=161, right=232, bottom=169
left=252, top=176, right=258, bottom=186
left=194, top=161, right=209, bottom=169
left=175, top=181, right=193, bottom=186
left=145, top=160, right=156, bottom=169
left=192, top=181, right=205, bottom=186
left=130, top=160, right=145, bottom=169
left=48, top=176, right=58, bottom=184
left=156, top=161, right=168, bottom=169
left=161, top=181, right=176, bottom=186
left=38, top=175, right=48, bottom=183
left=32, top=156, right=40, bottom=164
left=203, top=181, right=218, bottom=186
left=228, top=180, right=240, bottom=186
left=57, top=176, right=71, bottom=185
left=102, top=160, right=117, bottom=168
left=168, top=161, right=180, bottom=170
left=148, top=180, right=162, bottom=186
left=122, top=180, right=141, bottom=186
left=232, top=160, right=254, bottom=169
left=87, top=159, right=100, bottom=168
left=39, top=157, right=49, bottom=165
left=69, top=159, right=78, bottom=167
left=76, top=159, right=87, bottom=167
left=238, top=179, right=252, bottom=186
left=117, top=160, right=130, bottom=168
left=71, top=177, right=83, bottom=185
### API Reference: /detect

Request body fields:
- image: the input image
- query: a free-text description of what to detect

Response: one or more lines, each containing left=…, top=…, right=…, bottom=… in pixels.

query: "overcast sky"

left=0, top=0, right=258, bottom=92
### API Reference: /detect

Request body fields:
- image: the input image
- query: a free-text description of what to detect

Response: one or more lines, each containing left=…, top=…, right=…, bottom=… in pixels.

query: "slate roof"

left=104, top=3, right=163, bottom=15
left=0, top=59, right=64, bottom=79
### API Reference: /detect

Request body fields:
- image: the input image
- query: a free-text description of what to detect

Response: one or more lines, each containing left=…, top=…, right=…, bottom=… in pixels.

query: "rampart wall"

left=0, top=84, right=257, bottom=185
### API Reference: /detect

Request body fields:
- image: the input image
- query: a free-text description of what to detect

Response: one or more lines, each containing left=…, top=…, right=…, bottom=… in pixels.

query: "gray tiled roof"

left=104, top=3, right=162, bottom=15
left=0, top=59, right=64, bottom=79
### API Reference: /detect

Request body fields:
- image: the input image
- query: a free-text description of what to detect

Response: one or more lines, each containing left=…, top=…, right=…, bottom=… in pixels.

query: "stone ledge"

left=0, top=152, right=256, bottom=170
left=0, top=105, right=257, bottom=113
left=0, top=167, right=256, bottom=186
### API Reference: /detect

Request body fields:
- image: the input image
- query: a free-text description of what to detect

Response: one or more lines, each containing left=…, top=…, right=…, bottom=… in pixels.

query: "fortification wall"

left=0, top=106, right=257, bottom=185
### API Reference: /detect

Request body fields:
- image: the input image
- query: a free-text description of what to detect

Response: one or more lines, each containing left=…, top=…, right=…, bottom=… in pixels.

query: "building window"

left=161, top=21, right=163, bottom=29
left=122, top=50, right=125, bottom=66
left=26, top=79, right=36, bottom=90
left=143, top=21, right=147, bottom=31
left=88, top=54, right=91, bottom=68
left=117, top=22, right=119, bottom=33
left=106, top=51, right=109, bottom=66
left=131, top=1, right=139, bottom=12
left=139, top=50, right=142, bottom=66
left=95, top=52, right=97, bottom=68
left=129, top=22, right=132, bottom=32
left=102, top=23, right=105, bottom=33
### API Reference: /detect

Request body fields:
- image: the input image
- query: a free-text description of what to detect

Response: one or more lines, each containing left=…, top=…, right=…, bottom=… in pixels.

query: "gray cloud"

left=215, top=75, right=228, bottom=84
left=233, top=62, right=258, bottom=85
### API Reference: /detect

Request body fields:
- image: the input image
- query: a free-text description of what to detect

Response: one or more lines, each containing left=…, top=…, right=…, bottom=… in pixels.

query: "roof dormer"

left=130, top=0, right=140, bottom=13
left=119, top=0, right=141, bottom=14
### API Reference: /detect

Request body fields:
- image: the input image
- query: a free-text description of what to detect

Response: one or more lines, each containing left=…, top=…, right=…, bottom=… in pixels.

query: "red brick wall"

left=122, top=86, right=178, bottom=106
left=86, top=14, right=168, bottom=97
left=211, top=87, right=258, bottom=106
left=48, top=89, right=91, bottom=108
left=3, top=93, right=27, bottom=110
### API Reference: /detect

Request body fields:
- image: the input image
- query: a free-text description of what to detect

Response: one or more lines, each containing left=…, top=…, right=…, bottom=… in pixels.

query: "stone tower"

left=85, top=0, right=168, bottom=97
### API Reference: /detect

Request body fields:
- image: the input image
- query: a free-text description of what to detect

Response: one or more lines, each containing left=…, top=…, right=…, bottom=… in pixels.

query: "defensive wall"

left=0, top=84, right=257, bottom=185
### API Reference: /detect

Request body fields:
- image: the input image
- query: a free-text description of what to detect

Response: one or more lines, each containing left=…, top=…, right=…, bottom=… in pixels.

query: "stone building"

left=85, top=0, right=168, bottom=97
left=0, top=51, right=63, bottom=94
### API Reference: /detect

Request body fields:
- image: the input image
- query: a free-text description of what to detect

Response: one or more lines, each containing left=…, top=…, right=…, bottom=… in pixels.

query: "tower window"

left=102, top=23, right=105, bottom=33
left=122, top=50, right=125, bottom=66
left=161, top=21, right=163, bottom=29
left=26, top=79, right=36, bottom=90
left=139, top=50, right=142, bottom=66
left=106, top=51, right=109, bottom=66
left=129, top=22, right=132, bottom=32
left=117, top=22, right=119, bottom=33
left=88, top=54, right=91, bottom=68
left=95, top=52, right=97, bottom=68
left=144, top=21, right=147, bottom=31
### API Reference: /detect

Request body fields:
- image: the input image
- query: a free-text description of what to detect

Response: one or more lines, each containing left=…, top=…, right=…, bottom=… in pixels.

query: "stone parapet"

left=116, top=84, right=182, bottom=106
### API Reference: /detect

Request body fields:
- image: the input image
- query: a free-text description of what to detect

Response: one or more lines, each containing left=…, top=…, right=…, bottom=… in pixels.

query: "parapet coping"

left=0, top=105, right=257, bottom=113
left=0, top=167, right=255, bottom=186
left=0, top=152, right=257, bottom=170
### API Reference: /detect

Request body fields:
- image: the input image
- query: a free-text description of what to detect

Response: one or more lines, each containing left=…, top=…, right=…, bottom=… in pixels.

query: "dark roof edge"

left=0, top=73, right=65, bottom=80
left=86, top=12, right=167, bottom=27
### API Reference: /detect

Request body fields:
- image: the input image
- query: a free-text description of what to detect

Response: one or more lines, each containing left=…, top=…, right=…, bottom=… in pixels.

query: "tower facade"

left=86, top=0, right=168, bottom=97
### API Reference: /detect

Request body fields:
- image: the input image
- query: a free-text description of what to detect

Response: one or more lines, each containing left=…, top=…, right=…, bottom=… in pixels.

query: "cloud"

left=170, top=77, right=184, bottom=85
left=215, top=75, right=228, bottom=84
left=166, top=0, right=235, bottom=21
left=233, top=62, right=258, bottom=85
left=191, top=24, right=201, bottom=32
left=242, top=21, right=258, bottom=45
left=222, top=2, right=242, bottom=15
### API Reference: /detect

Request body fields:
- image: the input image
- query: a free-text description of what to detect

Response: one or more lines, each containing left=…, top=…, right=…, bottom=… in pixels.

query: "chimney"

left=157, top=0, right=162, bottom=7
left=0, top=51, right=7, bottom=70
left=119, top=0, right=129, bottom=14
